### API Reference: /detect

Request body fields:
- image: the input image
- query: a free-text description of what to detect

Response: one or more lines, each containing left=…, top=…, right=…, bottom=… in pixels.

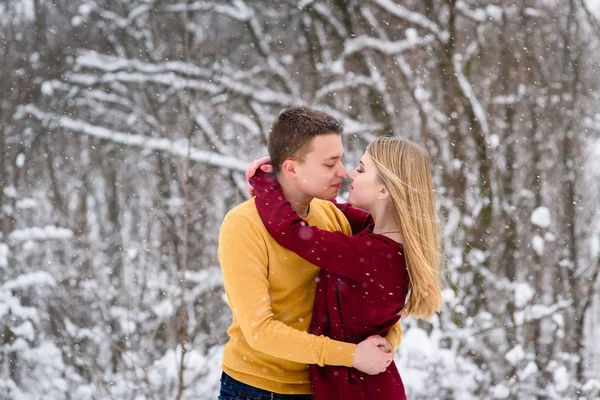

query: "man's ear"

left=281, top=159, right=296, bottom=178
left=377, top=186, right=390, bottom=200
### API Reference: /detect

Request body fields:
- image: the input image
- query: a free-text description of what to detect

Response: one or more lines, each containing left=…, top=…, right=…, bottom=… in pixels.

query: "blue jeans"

left=218, top=372, right=313, bottom=400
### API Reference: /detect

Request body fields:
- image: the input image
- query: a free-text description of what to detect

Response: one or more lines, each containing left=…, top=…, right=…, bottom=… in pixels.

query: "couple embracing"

left=218, top=106, right=442, bottom=400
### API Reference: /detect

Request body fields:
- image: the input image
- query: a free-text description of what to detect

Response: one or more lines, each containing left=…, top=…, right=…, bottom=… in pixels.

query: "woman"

left=248, top=136, right=443, bottom=399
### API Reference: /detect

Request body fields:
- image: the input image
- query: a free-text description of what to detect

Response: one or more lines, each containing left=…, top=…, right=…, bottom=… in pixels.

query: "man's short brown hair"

left=268, top=106, right=343, bottom=174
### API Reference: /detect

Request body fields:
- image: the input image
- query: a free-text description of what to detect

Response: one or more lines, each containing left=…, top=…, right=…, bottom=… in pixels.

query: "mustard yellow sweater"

left=218, top=197, right=402, bottom=394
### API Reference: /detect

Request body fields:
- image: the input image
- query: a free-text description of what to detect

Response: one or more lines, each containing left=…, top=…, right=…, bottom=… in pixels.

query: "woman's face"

left=347, top=152, right=386, bottom=211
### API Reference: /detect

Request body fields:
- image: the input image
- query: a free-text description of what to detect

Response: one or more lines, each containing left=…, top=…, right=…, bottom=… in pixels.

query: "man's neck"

left=278, top=174, right=312, bottom=218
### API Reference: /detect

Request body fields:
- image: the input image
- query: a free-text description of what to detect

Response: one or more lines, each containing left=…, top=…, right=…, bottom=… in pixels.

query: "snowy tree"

left=1, top=0, right=599, bottom=399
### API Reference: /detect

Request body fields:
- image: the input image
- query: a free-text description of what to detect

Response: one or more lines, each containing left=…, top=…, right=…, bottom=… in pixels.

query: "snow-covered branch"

left=70, top=51, right=296, bottom=106
left=209, top=0, right=300, bottom=96
left=184, top=266, right=224, bottom=299
left=344, top=33, right=436, bottom=56
left=19, top=105, right=248, bottom=172
left=75, top=51, right=214, bottom=79
left=314, top=74, right=375, bottom=100
left=163, top=1, right=217, bottom=13
left=374, top=0, right=447, bottom=41
left=310, top=3, right=348, bottom=38
left=8, top=226, right=73, bottom=243
left=2, top=272, right=57, bottom=291
left=195, top=115, right=230, bottom=156
left=66, top=71, right=222, bottom=95
left=455, top=1, right=503, bottom=23
left=453, top=46, right=490, bottom=136
left=514, top=300, right=573, bottom=326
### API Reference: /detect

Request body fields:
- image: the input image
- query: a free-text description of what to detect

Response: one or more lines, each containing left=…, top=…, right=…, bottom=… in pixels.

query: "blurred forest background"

left=1, top=0, right=600, bottom=399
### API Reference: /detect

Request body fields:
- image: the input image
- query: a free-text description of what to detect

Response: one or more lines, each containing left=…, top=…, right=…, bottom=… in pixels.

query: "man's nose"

left=336, top=162, right=348, bottom=177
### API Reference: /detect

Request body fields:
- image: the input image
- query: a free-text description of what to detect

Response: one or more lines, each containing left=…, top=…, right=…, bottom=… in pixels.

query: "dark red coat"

left=252, top=171, right=408, bottom=400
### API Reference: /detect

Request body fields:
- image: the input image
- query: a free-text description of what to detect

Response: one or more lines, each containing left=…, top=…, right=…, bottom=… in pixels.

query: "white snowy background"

left=1, top=0, right=600, bottom=399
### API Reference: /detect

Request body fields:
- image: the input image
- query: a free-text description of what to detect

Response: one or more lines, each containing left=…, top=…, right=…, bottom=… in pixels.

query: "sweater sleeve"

left=384, top=320, right=403, bottom=351
left=332, top=200, right=373, bottom=234
left=251, top=171, right=394, bottom=282
left=218, top=211, right=356, bottom=367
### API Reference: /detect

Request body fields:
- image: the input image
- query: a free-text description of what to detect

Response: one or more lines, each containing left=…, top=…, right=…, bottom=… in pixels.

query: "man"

left=218, top=106, right=402, bottom=399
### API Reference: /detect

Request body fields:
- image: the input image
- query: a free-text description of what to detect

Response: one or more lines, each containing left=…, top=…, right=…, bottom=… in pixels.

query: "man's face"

left=292, top=134, right=347, bottom=200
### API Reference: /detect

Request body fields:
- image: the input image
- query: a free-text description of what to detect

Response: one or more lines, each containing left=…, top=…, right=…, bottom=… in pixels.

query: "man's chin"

left=314, top=192, right=338, bottom=201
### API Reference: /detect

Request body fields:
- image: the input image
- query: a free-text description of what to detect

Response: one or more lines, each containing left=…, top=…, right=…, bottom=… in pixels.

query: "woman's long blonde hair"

left=367, top=136, right=442, bottom=319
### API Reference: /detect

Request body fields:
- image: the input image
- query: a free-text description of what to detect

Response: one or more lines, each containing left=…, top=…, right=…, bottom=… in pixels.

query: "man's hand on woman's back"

left=353, top=335, right=394, bottom=375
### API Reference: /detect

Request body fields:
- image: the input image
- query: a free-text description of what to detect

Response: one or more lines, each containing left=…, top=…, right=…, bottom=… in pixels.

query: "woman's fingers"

left=245, top=156, right=272, bottom=181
